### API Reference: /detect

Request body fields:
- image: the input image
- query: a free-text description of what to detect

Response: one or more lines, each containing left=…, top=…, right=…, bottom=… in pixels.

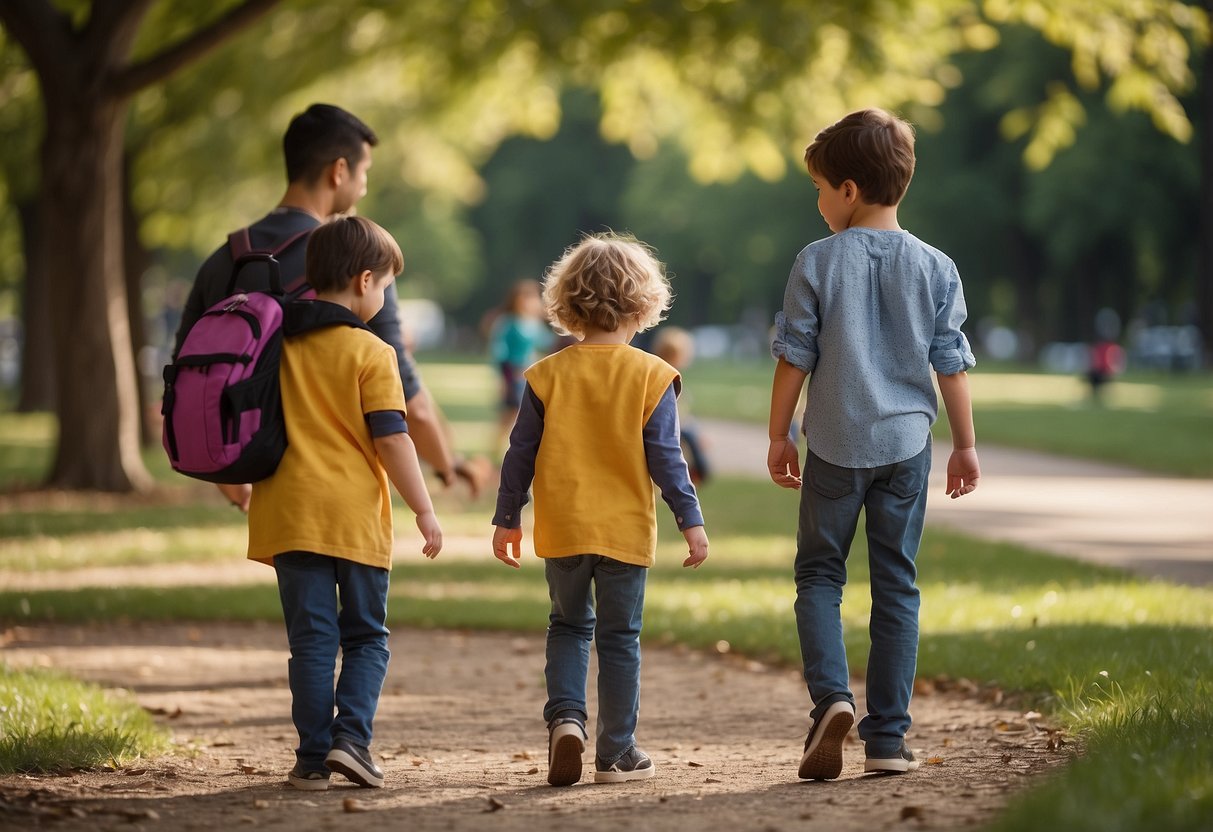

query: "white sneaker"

left=798, top=700, right=855, bottom=780
left=864, top=743, right=920, bottom=773
left=547, top=717, right=587, bottom=786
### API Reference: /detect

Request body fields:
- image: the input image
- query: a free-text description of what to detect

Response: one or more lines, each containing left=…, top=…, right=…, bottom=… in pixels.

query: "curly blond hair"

left=542, top=232, right=672, bottom=338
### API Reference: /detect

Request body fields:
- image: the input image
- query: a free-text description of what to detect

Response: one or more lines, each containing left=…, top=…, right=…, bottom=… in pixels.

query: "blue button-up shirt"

left=772, top=228, right=975, bottom=468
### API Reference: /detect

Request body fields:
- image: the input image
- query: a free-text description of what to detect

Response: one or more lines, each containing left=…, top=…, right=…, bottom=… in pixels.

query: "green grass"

left=0, top=663, right=170, bottom=773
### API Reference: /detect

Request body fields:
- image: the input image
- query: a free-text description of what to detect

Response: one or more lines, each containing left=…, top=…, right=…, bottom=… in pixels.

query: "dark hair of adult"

left=283, top=103, right=379, bottom=185
left=305, top=215, right=403, bottom=294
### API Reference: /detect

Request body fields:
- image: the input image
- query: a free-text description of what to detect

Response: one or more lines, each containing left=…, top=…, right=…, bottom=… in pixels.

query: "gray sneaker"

left=864, top=743, right=920, bottom=773
left=798, top=700, right=855, bottom=780
left=594, top=746, right=655, bottom=783
left=547, top=716, right=588, bottom=787
left=325, top=737, right=385, bottom=788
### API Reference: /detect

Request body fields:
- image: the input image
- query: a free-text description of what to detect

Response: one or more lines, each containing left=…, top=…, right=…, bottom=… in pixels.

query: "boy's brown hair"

left=542, top=232, right=671, bottom=337
left=804, top=108, right=916, bottom=207
left=305, top=215, right=403, bottom=293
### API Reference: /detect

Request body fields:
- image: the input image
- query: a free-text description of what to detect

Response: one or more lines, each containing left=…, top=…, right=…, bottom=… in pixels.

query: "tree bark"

left=41, top=94, right=152, bottom=491
left=15, top=198, right=55, bottom=412
left=1199, top=11, right=1212, bottom=365
left=1009, top=227, right=1045, bottom=359
left=123, top=153, right=156, bottom=446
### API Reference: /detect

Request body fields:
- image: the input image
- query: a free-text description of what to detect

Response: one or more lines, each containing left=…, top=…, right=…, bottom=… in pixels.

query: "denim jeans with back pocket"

left=793, top=439, right=931, bottom=757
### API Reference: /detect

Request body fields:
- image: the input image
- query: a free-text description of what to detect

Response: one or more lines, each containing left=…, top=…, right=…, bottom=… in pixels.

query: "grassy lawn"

left=0, top=663, right=169, bottom=773
left=2, top=357, right=1212, bottom=828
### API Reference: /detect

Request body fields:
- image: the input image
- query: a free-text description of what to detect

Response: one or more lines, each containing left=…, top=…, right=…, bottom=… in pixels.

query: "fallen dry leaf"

left=485, top=796, right=506, bottom=813
left=925, top=756, right=945, bottom=765
left=994, top=720, right=1029, bottom=734
left=526, top=767, right=540, bottom=775
left=119, top=808, right=160, bottom=822
left=687, top=761, right=704, bottom=768
left=343, top=797, right=370, bottom=813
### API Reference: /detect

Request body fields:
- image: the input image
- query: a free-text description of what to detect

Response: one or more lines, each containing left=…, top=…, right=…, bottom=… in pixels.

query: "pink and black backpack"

left=160, top=228, right=313, bottom=484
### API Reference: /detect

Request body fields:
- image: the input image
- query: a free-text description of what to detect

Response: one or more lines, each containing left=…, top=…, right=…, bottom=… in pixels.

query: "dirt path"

left=0, top=621, right=1069, bottom=832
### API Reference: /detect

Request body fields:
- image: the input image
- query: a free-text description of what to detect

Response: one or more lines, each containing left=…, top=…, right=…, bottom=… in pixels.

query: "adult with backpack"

left=171, top=103, right=482, bottom=509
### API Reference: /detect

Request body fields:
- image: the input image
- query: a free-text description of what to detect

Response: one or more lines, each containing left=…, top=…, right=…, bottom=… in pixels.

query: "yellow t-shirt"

left=524, top=344, right=678, bottom=567
left=247, top=325, right=405, bottom=568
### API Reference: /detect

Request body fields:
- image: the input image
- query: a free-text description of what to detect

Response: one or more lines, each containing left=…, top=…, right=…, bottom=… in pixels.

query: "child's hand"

left=415, top=511, right=443, bottom=558
left=493, top=525, right=524, bottom=569
left=681, top=525, right=709, bottom=569
left=767, top=438, right=802, bottom=489
left=215, top=482, right=252, bottom=513
left=946, top=447, right=981, bottom=499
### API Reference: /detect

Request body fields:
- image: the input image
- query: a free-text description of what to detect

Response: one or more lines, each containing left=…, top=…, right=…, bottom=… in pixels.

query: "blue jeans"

left=543, top=555, right=647, bottom=768
left=793, top=441, right=930, bottom=757
left=274, top=551, right=391, bottom=771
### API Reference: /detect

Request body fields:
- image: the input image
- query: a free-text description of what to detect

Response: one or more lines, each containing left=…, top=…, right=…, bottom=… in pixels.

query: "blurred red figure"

left=1087, top=339, right=1126, bottom=403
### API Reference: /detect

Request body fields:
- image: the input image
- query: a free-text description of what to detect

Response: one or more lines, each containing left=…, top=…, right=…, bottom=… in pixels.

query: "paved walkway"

left=698, top=418, right=1213, bottom=586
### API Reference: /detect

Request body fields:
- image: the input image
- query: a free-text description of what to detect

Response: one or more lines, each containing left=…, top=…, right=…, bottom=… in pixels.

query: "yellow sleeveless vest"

left=524, top=344, right=679, bottom=566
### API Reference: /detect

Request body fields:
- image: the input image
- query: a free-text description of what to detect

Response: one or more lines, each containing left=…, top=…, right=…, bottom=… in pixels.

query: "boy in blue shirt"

left=767, top=108, right=981, bottom=780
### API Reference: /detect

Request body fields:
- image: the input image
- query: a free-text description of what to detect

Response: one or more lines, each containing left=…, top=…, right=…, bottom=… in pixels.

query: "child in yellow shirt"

left=492, top=232, right=709, bottom=787
left=248, top=216, right=442, bottom=790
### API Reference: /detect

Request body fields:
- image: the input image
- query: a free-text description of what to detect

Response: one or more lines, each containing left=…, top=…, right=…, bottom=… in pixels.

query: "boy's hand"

left=493, top=525, right=524, bottom=569
left=946, top=448, right=981, bottom=499
left=215, top=482, right=252, bottom=513
left=681, top=525, right=709, bottom=569
left=767, top=438, right=802, bottom=489
left=415, top=511, right=443, bottom=558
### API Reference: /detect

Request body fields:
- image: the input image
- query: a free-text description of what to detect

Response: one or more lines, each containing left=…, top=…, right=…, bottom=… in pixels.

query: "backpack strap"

left=226, top=226, right=316, bottom=297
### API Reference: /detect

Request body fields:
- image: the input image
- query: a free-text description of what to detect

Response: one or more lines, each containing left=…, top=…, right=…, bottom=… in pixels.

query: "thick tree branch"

left=109, top=0, right=283, bottom=97
left=0, top=0, right=73, bottom=83
left=85, top=0, right=157, bottom=71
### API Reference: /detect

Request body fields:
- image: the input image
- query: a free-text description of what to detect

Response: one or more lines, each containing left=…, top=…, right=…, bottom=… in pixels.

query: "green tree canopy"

left=0, top=0, right=1206, bottom=491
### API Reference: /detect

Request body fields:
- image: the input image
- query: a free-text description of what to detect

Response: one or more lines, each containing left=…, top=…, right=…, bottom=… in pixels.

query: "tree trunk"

left=1199, top=15, right=1212, bottom=366
left=123, top=153, right=157, bottom=446
left=1009, top=228, right=1045, bottom=360
left=15, top=198, right=55, bottom=412
left=0, top=0, right=283, bottom=492
left=41, top=95, right=152, bottom=491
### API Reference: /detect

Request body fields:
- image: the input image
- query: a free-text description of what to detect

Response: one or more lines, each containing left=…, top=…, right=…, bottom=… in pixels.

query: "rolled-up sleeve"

left=771, top=256, right=820, bottom=373
left=929, top=264, right=977, bottom=375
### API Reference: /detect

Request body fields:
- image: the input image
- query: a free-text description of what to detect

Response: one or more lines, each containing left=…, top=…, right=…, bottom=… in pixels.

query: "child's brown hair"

left=804, top=108, right=916, bottom=207
left=305, top=215, right=403, bottom=293
left=542, top=232, right=672, bottom=337
left=653, top=326, right=694, bottom=370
